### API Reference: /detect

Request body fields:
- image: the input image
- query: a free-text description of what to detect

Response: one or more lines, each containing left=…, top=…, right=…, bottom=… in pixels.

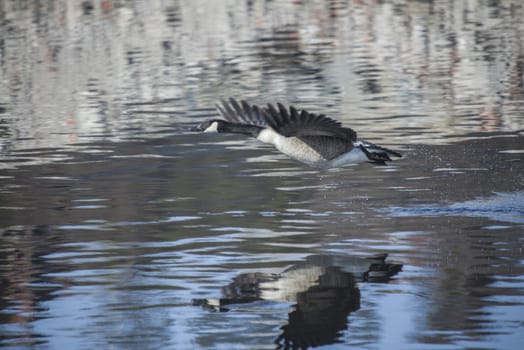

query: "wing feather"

left=216, top=98, right=357, bottom=141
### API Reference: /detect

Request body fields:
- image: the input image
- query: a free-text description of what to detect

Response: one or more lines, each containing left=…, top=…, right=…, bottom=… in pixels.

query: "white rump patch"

left=328, top=147, right=368, bottom=167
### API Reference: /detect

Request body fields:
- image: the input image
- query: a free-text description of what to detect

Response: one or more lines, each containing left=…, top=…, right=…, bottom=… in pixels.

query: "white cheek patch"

left=203, top=121, right=219, bottom=133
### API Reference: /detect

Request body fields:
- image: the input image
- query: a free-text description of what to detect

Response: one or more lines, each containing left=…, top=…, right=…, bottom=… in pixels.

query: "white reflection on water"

left=57, top=215, right=201, bottom=231
left=1, top=0, right=523, bottom=159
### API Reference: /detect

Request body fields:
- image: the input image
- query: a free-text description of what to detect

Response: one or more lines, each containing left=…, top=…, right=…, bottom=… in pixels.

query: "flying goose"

left=193, top=98, right=402, bottom=168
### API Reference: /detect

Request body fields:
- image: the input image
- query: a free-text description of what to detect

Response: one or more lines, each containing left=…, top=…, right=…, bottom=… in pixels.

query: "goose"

left=193, top=98, right=402, bottom=168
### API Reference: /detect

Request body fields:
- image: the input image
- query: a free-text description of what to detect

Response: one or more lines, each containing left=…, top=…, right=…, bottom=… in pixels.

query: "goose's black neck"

left=219, top=121, right=262, bottom=137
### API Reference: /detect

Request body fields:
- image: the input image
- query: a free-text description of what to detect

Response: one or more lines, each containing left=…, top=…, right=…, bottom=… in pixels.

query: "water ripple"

left=384, top=192, right=524, bottom=224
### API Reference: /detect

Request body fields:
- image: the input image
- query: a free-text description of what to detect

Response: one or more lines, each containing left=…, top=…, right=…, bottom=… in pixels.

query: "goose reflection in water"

left=193, top=254, right=402, bottom=349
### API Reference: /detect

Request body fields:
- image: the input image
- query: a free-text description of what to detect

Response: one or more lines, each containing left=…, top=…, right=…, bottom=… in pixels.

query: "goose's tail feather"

left=357, top=140, right=402, bottom=165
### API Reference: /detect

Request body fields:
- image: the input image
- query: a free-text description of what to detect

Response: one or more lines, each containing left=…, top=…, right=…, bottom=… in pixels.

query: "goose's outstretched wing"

left=217, top=98, right=357, bottom=141
left=216, top=98, right=267, bottom=127
left=263, top=102, right=356, bottom=141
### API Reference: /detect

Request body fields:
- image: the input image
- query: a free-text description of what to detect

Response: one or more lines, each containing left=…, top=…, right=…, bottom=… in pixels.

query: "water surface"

left=1, top=1, right=523, bottom=349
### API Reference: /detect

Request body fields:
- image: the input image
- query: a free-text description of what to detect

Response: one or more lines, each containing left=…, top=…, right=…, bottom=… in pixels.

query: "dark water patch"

left=384, top=192, right=524, bottom=224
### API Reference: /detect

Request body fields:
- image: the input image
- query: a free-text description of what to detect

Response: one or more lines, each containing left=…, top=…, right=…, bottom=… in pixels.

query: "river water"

left=1, top=1, right=523, bottom=349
